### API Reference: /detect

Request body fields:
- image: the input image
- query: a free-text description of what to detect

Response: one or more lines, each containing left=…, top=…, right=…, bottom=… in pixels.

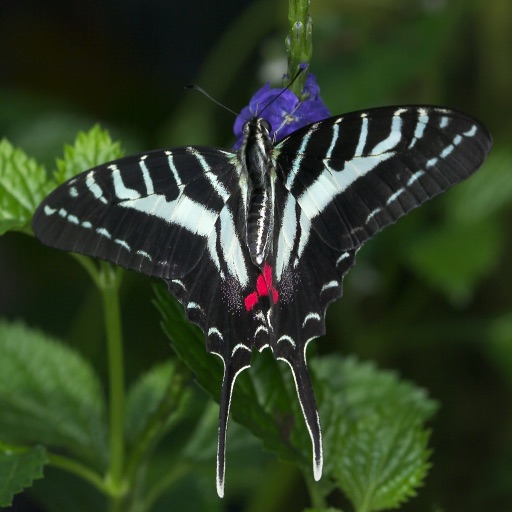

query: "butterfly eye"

left=260, top=119, right=271, bottom=134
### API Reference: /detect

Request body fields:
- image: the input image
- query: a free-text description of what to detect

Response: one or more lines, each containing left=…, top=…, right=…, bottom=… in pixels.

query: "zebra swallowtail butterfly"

left=32, top=104, right=491, bottom=497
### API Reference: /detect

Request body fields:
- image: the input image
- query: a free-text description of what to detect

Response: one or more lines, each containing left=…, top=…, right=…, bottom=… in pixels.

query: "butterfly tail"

left=216, top=349, right=252, bottom=498
left=278, top=350, right=323, bottom=481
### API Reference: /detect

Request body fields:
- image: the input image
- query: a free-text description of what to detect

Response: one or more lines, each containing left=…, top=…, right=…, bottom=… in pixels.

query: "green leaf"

left=315, top=357, right=437, bottom=430
left=54, top=125, right=123, bottom=184
left=0, top=126, right=123, bottom=237
left=0, top=321, right=108, bottom=470
left=0, top=139, right=52, bottom=235
left=0, top=442, right=48, bottom=507
left=316, top=357, right=437, bottom=512
left=332, top=413, right=431, bottom=512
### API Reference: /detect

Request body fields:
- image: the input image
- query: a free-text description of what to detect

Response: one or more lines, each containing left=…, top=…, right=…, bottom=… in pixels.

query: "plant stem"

left=287, top=0, right=313, bottom=97
left=305, top=474, right=326, bottom=509
left=70, top=256, right=127, bottom=508
left=48, top=453, right=110, bottom=495
left=98, top=262, right=127, bottom=506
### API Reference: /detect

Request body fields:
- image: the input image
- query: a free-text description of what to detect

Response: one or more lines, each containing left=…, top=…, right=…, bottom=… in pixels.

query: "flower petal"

left=233, top=73, right=330, bottom=148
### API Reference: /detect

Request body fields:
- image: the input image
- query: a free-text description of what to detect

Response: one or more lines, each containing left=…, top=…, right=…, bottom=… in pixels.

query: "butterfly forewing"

left=275, top=106, right=492, bottom=251
left=32, top=146, right=239, bottom=280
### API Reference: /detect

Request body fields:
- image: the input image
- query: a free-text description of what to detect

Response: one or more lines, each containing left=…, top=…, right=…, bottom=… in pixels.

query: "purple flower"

left=233, top=73, right=330, bottom=149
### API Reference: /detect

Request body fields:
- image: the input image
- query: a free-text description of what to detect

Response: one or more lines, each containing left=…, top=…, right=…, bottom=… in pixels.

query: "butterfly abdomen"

left=246, top=186, right=273, bottom=266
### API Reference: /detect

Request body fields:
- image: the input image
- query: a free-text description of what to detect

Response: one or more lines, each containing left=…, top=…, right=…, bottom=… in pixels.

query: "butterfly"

left=32, top=103, right=492, bottom=497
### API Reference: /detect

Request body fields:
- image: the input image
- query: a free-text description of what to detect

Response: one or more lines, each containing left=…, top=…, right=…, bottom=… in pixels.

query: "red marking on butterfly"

left=244, top=263, right=279, bottom=312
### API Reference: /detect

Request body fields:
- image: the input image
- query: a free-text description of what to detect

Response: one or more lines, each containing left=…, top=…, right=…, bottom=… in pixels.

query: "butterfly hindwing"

left=265, top=179, right=358, bottom=478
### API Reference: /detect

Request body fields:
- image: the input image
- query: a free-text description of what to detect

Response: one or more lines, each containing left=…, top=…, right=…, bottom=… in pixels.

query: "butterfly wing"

left=32, top=147, right=241, bottom=280
left=164, top=189, right=270, bottom=497
left=266, top=105, right=492, bottom=483
left=32, top=145, right=268, bottom=497
left=275, top=105, right=492, bottom=251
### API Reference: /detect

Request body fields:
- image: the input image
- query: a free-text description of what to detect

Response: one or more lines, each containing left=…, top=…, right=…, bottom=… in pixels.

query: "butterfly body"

left=32, top=105, right=492, bottom=497
left=240, top=117, right=275, bottom=266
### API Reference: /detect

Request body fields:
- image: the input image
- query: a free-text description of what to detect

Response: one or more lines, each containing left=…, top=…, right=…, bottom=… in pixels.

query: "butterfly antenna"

left=187, top=65, right=306, bottom=121
left=258, top=65, right=307, bottom=117
left=185, top=84, right=239, bottom=117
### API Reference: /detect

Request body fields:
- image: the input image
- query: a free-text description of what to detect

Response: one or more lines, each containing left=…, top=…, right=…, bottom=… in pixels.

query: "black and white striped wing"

left=32, top=145, right=266, bottom=497
left=264, top=105, right=492, bottom=482
left=32, top=147, right=239, bottom=280
left=275, top=106, right=492, bottom=251
left=270, top=105, right=492, bottom=385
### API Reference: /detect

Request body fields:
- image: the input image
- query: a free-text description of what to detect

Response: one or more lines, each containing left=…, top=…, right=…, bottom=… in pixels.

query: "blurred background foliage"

left=0, top=0, right=511, bottom=510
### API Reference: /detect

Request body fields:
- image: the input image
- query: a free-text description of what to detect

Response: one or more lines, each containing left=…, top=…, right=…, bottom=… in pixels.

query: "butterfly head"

left=242, top=117, right=272, bottom=144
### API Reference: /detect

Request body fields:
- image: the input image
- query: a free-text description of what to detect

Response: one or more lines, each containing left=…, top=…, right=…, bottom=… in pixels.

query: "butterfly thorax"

left=239, top=117, right=275, bottom=267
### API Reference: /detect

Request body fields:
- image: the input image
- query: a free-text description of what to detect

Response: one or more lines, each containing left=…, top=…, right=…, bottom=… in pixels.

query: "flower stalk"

left=286, top=0, right=313, bottom=97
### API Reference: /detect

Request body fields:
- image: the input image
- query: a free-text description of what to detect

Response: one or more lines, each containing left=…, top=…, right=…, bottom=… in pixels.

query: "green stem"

left=48, top=453, right=110, bottom=495
left=305, top=473, right=326, bottom=508
left=68, top=256, right=127, bottom=509
left=72, top=253, right=103, bottom=286
left=97, top=262, right=127, bottom=505
left=287, top=0, right=313, bottom=96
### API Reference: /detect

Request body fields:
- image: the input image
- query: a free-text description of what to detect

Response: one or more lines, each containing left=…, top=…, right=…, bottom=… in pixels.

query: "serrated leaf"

left=0, top=442, right=48, bottom=507
left=124, top=361, right=191, bottom=445
left=332, top=413, right=431, bottom=512
left=316, top=357, right=437, bottom=512
left=0, top=321, right=108, bottom=470
left=54, top=125, right=123, bottom=184
left=0, top=139, right=53, bottom=235
left=315, top=357, right=438, bottom=425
